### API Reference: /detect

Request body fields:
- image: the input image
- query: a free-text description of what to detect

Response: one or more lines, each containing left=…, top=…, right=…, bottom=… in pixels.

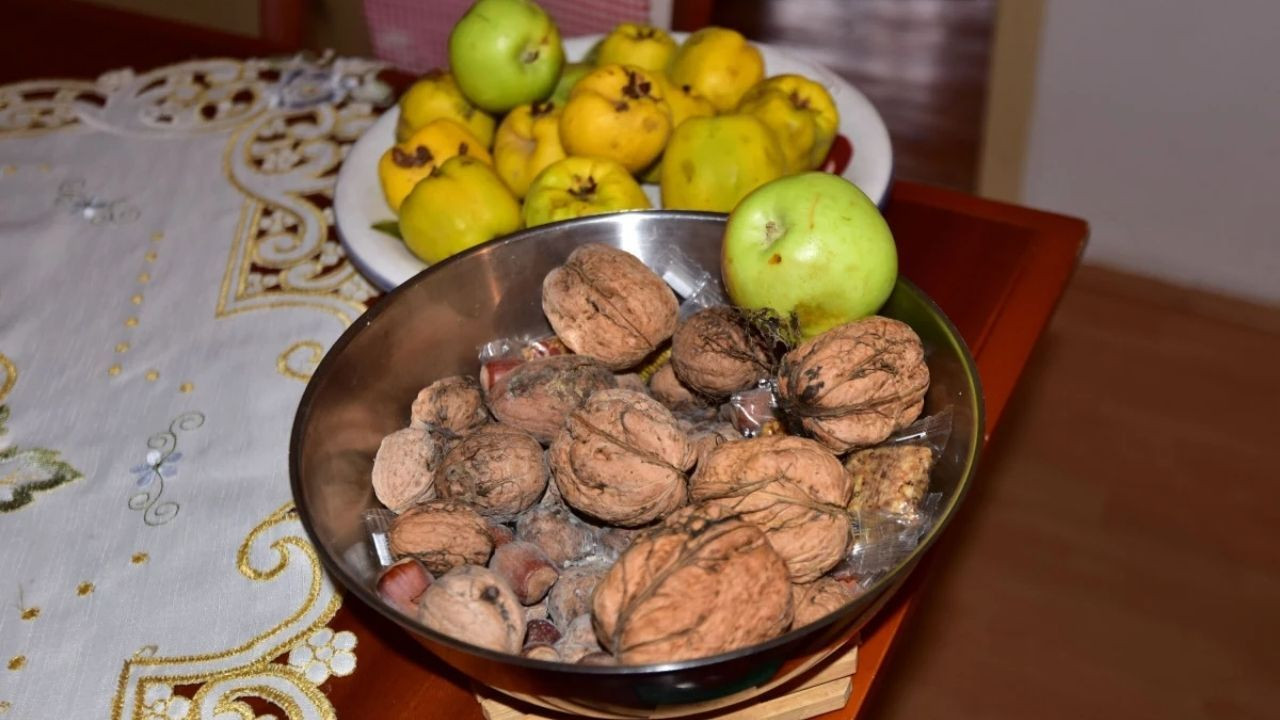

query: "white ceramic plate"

left=335, top=34, right=894, bottom=291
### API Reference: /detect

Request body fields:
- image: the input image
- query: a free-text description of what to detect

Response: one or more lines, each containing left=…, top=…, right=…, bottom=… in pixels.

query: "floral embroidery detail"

left=287, top=628, right=357, bottom=684
left=1, top=411, right=85, bottom=513
left=127, top=412, right=204, bottom=526
left=140, top=684, right=191, bottom=719
left=55, top=178, right=140, bottom=224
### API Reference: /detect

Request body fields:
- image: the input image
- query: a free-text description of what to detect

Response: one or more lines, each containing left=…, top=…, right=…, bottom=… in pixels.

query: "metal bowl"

left=290, top=211, right=983, bottom=718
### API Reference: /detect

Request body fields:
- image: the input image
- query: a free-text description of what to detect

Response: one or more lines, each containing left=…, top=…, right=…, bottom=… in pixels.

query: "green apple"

left=448, top=0, right=565, bottom=113
left=722, top=172, right=896, bottom=338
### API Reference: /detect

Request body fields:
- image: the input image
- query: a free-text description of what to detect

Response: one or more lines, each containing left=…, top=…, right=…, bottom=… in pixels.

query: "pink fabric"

left=364, top=0, right=652, bottom=73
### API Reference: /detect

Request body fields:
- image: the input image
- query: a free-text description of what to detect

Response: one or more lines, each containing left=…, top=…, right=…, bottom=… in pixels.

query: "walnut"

left=542, top=243, right=678, bottom=370
left=549, top=389, right=693, bottom=527
left=845, top=444, right=934, bottom=517
left=690, top=435, right=852, bottom=583
left=371, top=427, right=445, bottom=512
left=389, top=499, right=494, bottom=575
left=418, top=565, right=525, bottom=654
left=614, top=372, right=650, bottom=395
left=546, top=561, right=609, bottom=628
left=410, top=375, right=489, bottom=437
left=671, top=307, right=772, bottom=397
left=685, top=419, right=743, bottom=470
left=437, top=424, right=548, bottom=521
left=515, top=502, right=599, bottom=568
left=648, top=363, right=710, bottom=413
left=790, top=577, right=857, bottom=629
left=488, top=541, right=559, bottom=605
left=592, top=504, right=793, bottom=664
left=778, top=316, right=930, bottom=453
left=556, top=614, right=604, bottom=663
left=485, top=355, right=617, bottom=443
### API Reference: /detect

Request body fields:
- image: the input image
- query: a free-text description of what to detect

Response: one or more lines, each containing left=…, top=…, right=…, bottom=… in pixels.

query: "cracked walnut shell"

left=592, top=504, right=793, bottom=664
left=778, top=316, right=930, bottom=453
left=371, top=427, right=445, bottom=512
left=549, top=389, right=693, bottom=527
left=542, top=244, right=678, bottom=370
left=389, top=499, right=494, bottom=575
left=671, top=306, right=773, bottom=397
left=438, top=424, right=548, bottom=521
left=690, top=434, right=852, bottom=583
left=410, top=375, right=489, bottom=437
left=485, top=355, right=617, bottom=443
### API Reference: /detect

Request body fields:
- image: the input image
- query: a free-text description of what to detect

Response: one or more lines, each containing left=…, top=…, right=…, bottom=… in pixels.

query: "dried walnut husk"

left=845, top=444, right=934, bottom=517
left=671, top=306, right=773, bottom=397
left=485, top=355, right=617, bottom=443
left=592, top=504, right=794, bottom=664
left=418, top=565, right=526, bottom=654
left=690, top=435, right=852, bottom=583
left=371, top=427, right=445, bottom=513
left=790, top=577, right=857, bottom=629
left=410, top=375, right=489, bottom=437
left=778, top=316, right=930, bottom=453
left=542, top=243, right=679, bottom=370
left=389, top=499, right=493, bottom=575
left=438, top=424, right=548, bottom=521
left=549, top=389, right=693, bottom=527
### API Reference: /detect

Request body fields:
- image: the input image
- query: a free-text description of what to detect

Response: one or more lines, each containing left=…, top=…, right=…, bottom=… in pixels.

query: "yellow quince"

left=641, top=74, right=716, bottom=183
left=596, top=23, right=678, bottom=73
left=493, top=100, right=567, bottom=199
left=737, top=74, right=839, bottom=172
left=377, top=119, right=492, bottom=213
left=660, top=114, right=785, bottom=212
left=559, top=64, right=672, bottom=174
left=668, top=27, right=764, bottom=112
left=395, top=70, right=496, bottom=147
left=523, top=156, right=650, bottom=227
left=398, top=155, right=522, bottom=264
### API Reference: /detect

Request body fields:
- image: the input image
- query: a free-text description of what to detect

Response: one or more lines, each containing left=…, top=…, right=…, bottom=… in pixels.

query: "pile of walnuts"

left=370, top=243, right=936, bottom=666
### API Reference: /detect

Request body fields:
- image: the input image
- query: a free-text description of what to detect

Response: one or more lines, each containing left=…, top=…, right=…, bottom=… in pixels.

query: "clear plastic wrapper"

left=720, top=379, right=784, bottom=437
left=881, top=406, right=954, bottom=459
left=844, top=491, right=943, bottom=584
left=363, top=507, right=398, bottom=568
left=652, top=245, right=726, bottom=320
left=477, top=334, right=570, bottom=391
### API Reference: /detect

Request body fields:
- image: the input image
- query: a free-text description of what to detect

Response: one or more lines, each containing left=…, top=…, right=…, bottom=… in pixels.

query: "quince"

left=399, top=155, right=521, bottom=264
left=668, top=27, right=764, bottom=112
left=738, top=74, right=839, bottom=172
left=560, top=64, right=671, bottom=174
left=494, top=100, right=567, bottom=199
left=395, top=70, right=496, bottom=147
left=523, top=156, right=650, bottom=227
left=660, top=114, right=785, bottom=212
left=378, top=119, right=492, bottom=213
left=596, top=23, right=678, bottom=73
left=641, top=74, right=716, bottom=183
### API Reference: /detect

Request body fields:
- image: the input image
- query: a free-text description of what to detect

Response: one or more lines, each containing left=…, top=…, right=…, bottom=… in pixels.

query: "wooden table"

left=6, top=3, right=1088, bottom=716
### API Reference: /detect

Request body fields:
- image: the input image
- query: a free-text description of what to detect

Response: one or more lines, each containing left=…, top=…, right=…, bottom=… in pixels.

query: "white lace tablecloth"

left=0, top=55, right=391, bottom=719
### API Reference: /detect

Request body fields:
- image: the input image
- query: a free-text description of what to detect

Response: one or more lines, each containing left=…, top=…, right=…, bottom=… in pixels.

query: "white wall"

left=1020, top=0, right=1280, bottom=304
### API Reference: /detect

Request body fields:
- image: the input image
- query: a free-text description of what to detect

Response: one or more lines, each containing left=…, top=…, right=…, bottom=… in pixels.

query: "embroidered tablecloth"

left=0, top=55, right=392, bottom=719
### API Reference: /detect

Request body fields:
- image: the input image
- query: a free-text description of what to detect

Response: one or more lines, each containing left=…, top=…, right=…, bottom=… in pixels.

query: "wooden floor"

left=861, top=265, right=1280, bottom=719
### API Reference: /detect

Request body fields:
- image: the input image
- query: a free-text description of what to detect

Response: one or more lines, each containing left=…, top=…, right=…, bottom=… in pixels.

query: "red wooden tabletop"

left=5, top=3, right=1088, bottom=716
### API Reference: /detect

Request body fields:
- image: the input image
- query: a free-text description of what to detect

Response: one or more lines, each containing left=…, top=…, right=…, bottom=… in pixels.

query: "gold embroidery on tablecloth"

left=179, top=382, right=194, bottom=394
left=215, top=65, right=384, bottom=348
left=132, top=553, right=150, bottom=565
left=277, top=341, right=325, bottom=382
left=111, top=503, right=350, bottom=720
left=77, top=582, right=95, bottom=596
left=21, top=608, right=39, bottom=621
left=0, top=353, right=15, bottom=404
left=6, top=656, right=24, bottom=671
left=1, top=356, right=86, bottom=512
left=0, top=79, right=103, bottom=136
